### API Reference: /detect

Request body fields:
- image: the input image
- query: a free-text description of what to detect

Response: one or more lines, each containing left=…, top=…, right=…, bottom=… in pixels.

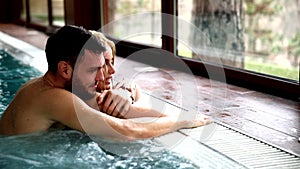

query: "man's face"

left=72, top=49, right=105, bottom=100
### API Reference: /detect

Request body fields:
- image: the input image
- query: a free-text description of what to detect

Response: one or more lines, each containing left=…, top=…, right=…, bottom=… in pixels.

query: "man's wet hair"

left=45, top=25, right=106, bottom=73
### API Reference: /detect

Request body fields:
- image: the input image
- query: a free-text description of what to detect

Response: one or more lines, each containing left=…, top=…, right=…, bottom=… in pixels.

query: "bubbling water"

left=0, top=130, right=199, bottom=169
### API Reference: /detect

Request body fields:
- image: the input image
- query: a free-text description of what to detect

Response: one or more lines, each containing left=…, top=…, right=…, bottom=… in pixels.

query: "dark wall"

left=65, top=0, right=101, bottom=30
left=0, top=0, right=21, bottom=23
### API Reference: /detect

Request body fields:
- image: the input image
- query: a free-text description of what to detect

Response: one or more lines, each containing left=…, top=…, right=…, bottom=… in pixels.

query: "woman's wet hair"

left=90, top=30, right=116, bottom=58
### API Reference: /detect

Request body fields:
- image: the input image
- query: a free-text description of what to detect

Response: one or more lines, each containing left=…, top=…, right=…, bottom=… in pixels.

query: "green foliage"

left=288, top=32, right=300, bottom=57
left=245, top=0, right=282, bottom=16
left=270, top=34, right=284, bottom=55
left=245, top=0, right=284, bottom=56
left=245, top=59, right=299, bottom=81
left=117, top=0, right=149, bottom=14
left=246, top=2, right=256, bottom=15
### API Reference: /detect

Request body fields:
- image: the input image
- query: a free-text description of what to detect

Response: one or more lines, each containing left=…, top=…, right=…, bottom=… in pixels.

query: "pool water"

left=0, top=49, right=42, bottom=113
left=0, top=130, right=200, bottom=169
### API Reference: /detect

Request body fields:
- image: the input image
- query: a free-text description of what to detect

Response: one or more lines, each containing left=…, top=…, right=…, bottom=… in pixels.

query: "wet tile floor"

left=1, top=23, right=299, bottom=156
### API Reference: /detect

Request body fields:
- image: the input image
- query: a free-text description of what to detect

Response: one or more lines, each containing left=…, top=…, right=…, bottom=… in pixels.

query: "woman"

left=89, top=30, right=173, bottom=118
left=90, top=31, right=140, bottom=102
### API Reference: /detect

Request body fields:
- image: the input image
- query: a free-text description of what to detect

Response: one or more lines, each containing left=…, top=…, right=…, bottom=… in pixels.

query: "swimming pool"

left=0, top=32, right=247, bottom=169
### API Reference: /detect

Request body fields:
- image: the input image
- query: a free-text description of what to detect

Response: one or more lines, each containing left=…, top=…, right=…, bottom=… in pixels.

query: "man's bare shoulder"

left=0, top=77, right=79, bottom=135
left=5, top=76, right=75, bottom=120
left=17, top=77, right=71, bottom=98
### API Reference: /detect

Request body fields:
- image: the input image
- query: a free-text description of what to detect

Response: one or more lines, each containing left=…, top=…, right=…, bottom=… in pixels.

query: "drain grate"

left=180, top=122, right=300, bottom=169
left=145, top=89, right=299, bottom=168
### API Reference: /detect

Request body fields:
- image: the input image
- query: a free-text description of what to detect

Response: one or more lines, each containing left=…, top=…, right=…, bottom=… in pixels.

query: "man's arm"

left=98, top=88, right=201, bottom=119
left=46, top=89, right=211, bottom=141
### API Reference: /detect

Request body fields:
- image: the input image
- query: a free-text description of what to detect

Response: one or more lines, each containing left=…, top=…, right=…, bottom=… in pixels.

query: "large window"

left=102, top=0, right=162, bottom=47
left=177, top=0, right=299, bottom=82
left=20, top=0, right=65, bottom=28
left=101, top=0, right=299, bottom=99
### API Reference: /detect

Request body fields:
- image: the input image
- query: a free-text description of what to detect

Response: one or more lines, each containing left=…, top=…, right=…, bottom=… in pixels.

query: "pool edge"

left=0, top=31, right=47, bottom=73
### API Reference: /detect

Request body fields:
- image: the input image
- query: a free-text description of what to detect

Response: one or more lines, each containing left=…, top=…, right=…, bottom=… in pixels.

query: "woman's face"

left=97, top=48, right=115, bottom=91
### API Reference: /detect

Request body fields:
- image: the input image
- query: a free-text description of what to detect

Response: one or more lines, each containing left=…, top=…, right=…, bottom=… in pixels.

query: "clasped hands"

left=97, top=80, right=135, bottom=118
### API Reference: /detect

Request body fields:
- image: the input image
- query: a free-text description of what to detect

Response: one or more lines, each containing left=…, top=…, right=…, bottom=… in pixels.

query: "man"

left=0, top=25, right=211, bottom=141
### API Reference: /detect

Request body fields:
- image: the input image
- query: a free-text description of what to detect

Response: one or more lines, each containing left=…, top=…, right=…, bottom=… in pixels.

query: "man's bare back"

left=0, top=77, right=67, bottom=135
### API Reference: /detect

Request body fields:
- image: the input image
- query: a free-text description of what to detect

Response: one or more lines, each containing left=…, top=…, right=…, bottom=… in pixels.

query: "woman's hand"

left=97, top=89, right=132, bottom=118
left=113, top=79, right=141, bottom=103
